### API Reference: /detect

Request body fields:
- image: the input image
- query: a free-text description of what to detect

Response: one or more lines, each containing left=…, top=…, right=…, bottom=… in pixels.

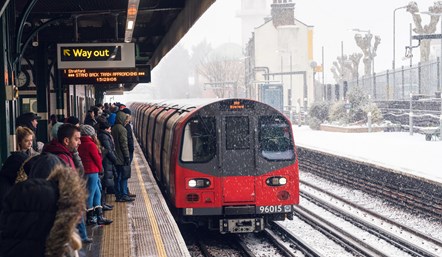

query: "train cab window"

left=259, top=116, right=294, bottom=160
left=181, top=117, right=216, bottom=163
left=225, top=116, right=250, bottom=150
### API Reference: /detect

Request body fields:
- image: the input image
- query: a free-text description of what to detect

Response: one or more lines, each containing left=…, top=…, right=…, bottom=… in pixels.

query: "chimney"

left=271, top=0, right=295, bottom=27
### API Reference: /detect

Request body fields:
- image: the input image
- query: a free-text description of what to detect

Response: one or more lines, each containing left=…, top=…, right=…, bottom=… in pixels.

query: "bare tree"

left=407, top=1, right=442, bottom=62
left=198, top=54, right=245, bottom=98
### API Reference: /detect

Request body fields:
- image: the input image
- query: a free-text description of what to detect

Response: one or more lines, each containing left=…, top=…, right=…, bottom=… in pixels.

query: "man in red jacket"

left=43, top=123, right=81, bottom=169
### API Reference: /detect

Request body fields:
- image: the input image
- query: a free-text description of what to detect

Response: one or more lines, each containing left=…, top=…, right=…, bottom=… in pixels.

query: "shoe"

left=95, top=206, right=113, bottom=225
left=127, top=189, right=136, bottom=197
left=120, top=195, right=135, bottom=202
left=82, top=237, right=93, bottom=244
left=103, top=204, right=113, bottom=211
left=104, top=203, right=114, bottom=208
left=86, top=209, right=97, bottom=226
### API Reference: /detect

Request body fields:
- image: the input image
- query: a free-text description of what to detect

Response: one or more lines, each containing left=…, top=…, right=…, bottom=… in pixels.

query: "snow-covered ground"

left=292, top=126, right=442, bottom=184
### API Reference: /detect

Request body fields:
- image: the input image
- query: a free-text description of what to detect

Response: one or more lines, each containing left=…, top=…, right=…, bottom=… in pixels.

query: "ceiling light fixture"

left=124, top=0, right=140, bottom=43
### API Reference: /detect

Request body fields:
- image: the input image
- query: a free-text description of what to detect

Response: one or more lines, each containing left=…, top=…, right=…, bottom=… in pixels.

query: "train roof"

left=131, top=98, right=283, bottom=113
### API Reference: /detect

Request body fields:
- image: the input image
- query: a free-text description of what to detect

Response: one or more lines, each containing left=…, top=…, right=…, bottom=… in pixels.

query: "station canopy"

left=13, top=0, right=214, bottom=91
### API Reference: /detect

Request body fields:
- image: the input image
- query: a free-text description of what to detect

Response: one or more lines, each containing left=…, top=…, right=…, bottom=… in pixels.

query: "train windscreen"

left=181, top=117, right=216, bottom=163
left=259, top=116, right=295, bottom=161
left=225, top=116, right=250, bottom=150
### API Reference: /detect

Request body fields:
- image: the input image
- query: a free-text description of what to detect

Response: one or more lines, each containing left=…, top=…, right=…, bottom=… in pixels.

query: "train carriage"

left=130, top=98, right=299, bottom=233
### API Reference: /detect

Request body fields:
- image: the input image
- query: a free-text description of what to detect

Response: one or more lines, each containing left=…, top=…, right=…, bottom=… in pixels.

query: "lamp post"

left=393, top=6, right=408, bottom=98
left=393, top=6, right=408, bottom=70
left=420, top=11, right=442, bottom=140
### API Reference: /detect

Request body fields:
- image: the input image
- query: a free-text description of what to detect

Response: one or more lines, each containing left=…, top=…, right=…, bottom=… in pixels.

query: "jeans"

left=115, top=165, right=128, bottom=199
left=77, top=216, right=88, bottom=240
left=86, top=173, right=101, bottom=208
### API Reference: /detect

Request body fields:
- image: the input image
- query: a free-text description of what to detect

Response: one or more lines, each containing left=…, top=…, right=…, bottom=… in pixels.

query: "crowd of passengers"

left=0, top=102, right=136, bottom=257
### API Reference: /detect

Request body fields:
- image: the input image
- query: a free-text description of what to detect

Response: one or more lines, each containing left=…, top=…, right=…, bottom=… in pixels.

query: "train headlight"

left=187, top=178, right=211, bottom=188
left=188, top=180, right=197, bottom=187
left=266, top=176, right=287, bottom=186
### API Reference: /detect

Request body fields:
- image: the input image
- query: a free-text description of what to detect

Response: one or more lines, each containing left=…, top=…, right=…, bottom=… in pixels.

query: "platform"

left=82, top=138, right=190, bottom=257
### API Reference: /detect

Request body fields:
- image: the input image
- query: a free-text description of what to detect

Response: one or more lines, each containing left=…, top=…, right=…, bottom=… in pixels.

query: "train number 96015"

left=258, top=205, right=282, bottom=213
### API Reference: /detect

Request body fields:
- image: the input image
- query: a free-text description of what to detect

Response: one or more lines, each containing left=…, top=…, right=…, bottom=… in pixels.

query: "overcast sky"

left=178, top=0, right=439, bottom=83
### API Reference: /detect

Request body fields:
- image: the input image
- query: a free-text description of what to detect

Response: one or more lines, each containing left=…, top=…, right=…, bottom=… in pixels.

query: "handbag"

left=121, top=165, right=131, bottom=179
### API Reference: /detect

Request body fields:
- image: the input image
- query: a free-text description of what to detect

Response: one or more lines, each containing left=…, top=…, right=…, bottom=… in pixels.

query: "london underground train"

left=130, top=98, right=299, bottom=233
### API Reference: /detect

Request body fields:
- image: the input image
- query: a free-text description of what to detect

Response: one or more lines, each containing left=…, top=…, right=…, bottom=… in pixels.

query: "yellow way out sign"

left=62, top=47, right=121, bottom=61
left=57, top=43, right=135, bottom=69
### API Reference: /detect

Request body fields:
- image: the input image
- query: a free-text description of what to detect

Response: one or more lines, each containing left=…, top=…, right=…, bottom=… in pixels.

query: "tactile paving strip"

left=127, top=139, right=191, bottom=257
left=84, top=137, right=190, bottom=257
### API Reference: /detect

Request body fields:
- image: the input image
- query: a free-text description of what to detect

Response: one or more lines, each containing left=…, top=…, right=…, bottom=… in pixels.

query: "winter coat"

left=78, top=136, right=102, bottom=174
left=125, top=122, right=134, bottom=157
left=42, top=139, right=76, bottom=168
left=107, top=112, right=116, bottom=126
left=0, top=166, right=86, bottom=257
left=0, top=152, right=29, bottom=213
left=20, top=147, right=39, bottom=158
left=111, top=112, right=129, bottom=166
left=97, top=130, right=117, bottom=187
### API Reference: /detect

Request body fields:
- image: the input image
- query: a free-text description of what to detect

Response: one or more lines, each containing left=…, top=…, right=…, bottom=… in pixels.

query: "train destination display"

left=61, top=67, right=151, bottom=85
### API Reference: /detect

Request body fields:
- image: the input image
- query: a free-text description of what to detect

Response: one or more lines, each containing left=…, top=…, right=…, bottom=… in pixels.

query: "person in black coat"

left=97, top=121, right=117, bottom=210
left=121, top=108, right=134, bottom=162
left=0, top=166, right=87, bottom=257
left=0, top=152, right=28, bottom=213
left=121, top=108, right=136, bottom=198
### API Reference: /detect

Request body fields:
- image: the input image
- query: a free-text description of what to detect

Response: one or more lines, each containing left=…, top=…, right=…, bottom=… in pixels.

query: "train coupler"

left=219, top=218, right=264, bottom=234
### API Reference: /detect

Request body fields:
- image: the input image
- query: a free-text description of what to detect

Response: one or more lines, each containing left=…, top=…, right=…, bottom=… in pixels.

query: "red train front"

left=131, top=98, right=299, bottom=233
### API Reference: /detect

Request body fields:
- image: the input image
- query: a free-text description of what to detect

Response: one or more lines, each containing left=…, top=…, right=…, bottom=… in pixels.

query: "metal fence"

left=346, top=58, right=441, bottom=101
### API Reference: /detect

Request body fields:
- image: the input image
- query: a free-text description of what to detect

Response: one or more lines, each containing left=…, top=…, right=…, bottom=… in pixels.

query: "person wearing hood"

left=78, top=125, right=112, bottom=225
left=42, top=123, right=81, bottom=169
left=0, top=152, right=29, bottom=213
left=111, top=111, right=134, bottom=202
left=121, top=108, right=136, bottom=198
left=0, top=165, right=87, bottom=257
left=16, top=112, right=39, bottom=152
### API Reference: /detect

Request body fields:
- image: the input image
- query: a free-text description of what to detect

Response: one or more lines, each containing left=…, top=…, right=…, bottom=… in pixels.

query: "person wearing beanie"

left=28, top=153, right=64, bottom=179
left=0, top=152, right=29, bottom=213
left=78, top=125, right=112, bottom=226
left=66, top=116, right=80, bottom=127
left=50, top=122, right=64, bottom=141
left=0, top=166, right=87, bottom=257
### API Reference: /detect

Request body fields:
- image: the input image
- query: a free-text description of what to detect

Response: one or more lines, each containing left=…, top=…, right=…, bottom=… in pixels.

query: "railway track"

left=299, top=181, right=442, bottom=257
left=297, top=147, right=442, bottom=219
left=266, top=222, right=323, bottom=257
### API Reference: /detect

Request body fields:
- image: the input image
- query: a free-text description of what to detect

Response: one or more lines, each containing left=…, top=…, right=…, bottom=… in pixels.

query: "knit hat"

left=50, top=122, right=64, bottom=140
left=28, top=153, right=65, bottom=179
left=80, top=124, right=95, bottom=136
left=0, top=152, right=29, bottom=183
left=66, top=116, right=80, bottom=126
left=121, top=108, right=131, bottom=115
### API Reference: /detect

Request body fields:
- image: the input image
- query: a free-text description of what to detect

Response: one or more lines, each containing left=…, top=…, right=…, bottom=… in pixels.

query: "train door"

left=220, top=114, right=256, bottom=203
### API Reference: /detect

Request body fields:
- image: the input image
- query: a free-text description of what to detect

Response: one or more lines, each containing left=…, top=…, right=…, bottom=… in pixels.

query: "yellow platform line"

left=134, top=157, right=168, bottom=257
